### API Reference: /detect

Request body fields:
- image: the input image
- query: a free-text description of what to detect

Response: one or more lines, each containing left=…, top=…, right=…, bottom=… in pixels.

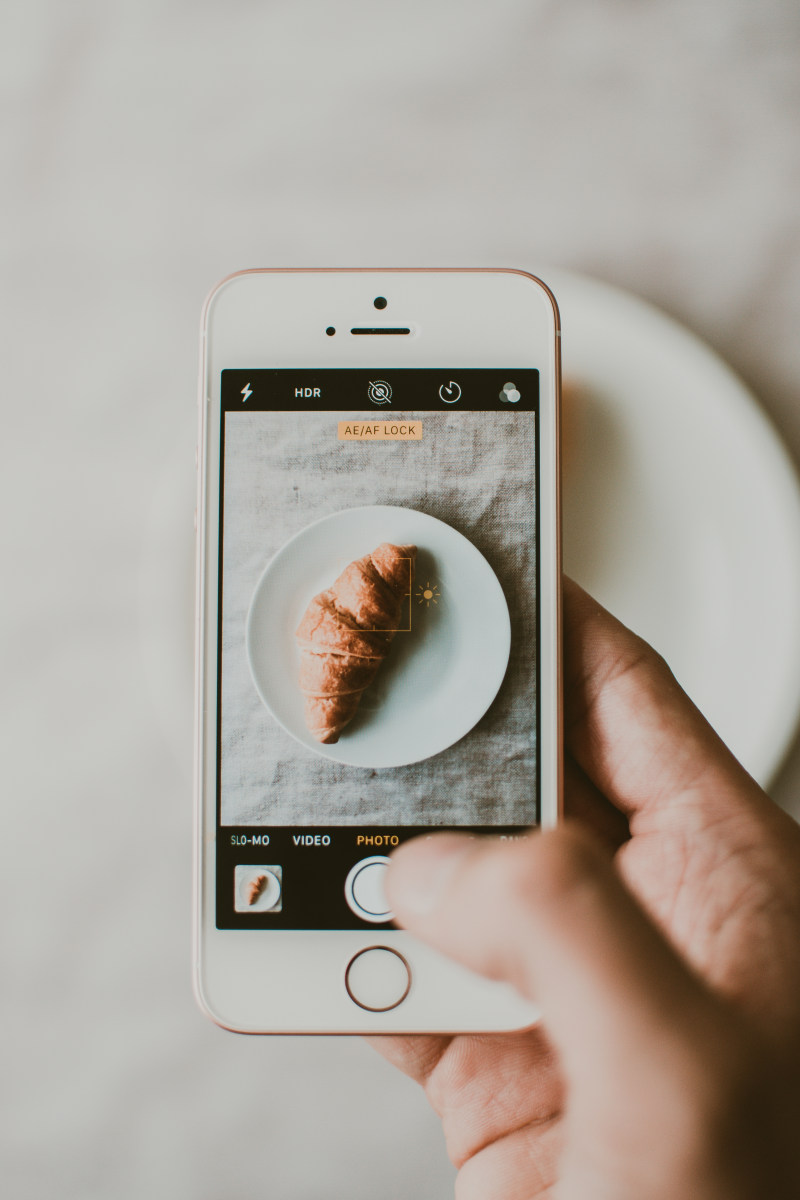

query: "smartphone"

left=194, top=268, right=562, bottom=1033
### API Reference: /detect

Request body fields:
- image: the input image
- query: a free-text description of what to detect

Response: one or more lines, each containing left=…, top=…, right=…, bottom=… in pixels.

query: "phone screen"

left=215, top=368, right=540, bottom=929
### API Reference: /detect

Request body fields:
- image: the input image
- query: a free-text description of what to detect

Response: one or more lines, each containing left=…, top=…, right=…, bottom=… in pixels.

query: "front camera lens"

left=326, top=326, right=336, bottom=336
left=373, top=297, right=387, bottom=310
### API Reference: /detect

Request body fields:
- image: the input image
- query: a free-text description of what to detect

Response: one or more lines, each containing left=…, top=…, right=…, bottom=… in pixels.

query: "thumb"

left=386, top=825, right=716, bottom=1088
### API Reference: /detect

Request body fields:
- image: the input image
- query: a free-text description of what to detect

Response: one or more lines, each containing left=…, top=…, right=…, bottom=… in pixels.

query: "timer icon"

left=438, top=381, right=461, bottom=404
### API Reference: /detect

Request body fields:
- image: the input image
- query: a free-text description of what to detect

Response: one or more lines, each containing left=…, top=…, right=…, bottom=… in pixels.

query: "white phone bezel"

left=194, top=268, right=562, bottom=1033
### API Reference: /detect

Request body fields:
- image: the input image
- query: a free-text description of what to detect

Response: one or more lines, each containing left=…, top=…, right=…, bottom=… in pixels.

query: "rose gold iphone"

left=194, top=269, right=561, bottom=1033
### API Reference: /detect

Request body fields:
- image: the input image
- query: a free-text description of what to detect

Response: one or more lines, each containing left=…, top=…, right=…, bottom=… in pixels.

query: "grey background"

left=4, top=3, right=800, bottom=1199
left=220, top=409, right=537, bottom=826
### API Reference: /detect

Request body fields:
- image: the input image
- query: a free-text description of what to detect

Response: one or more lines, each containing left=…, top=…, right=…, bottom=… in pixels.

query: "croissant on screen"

left=295, top=542, right=416, bottom=743
left=246, top=874, right=268, bottom=906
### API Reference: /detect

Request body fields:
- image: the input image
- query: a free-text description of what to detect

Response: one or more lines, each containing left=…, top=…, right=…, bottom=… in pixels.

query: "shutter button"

left=344, top=855, right=393, bottom=923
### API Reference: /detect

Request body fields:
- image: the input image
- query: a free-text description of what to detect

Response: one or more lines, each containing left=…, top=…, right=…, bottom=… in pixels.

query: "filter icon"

left=499, top=381, right=521, bottom=404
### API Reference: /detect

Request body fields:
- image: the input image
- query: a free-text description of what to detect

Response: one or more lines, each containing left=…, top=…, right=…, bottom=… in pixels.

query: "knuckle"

left=604, top=634, right=676, bottom=702
left=647, top=644, right=682, bottom=691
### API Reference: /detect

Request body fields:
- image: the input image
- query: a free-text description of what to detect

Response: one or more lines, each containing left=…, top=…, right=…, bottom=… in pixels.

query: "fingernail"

left=387, top=835, right=474, bottom=918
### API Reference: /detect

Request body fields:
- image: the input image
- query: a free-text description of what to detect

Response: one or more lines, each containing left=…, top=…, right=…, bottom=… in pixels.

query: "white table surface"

left=3, top=3, right=800, bottom=1197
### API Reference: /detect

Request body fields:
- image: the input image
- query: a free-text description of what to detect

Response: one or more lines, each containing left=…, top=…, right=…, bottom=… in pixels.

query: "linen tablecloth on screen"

left=220, top=408, right=538, bottom=825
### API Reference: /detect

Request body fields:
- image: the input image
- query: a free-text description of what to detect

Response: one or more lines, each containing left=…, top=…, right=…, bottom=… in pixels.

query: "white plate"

left=551, top=268, right=800, bottom=786
left=141, top=271, right=800, bottom=789
left=245, top=505, right=511, bottom=768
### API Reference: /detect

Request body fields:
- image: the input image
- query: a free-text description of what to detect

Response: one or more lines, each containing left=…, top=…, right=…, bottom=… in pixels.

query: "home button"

left=345, top=947, right=411, bottom=1012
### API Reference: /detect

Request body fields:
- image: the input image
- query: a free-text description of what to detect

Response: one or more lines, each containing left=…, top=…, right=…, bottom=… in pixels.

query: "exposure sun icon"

left=416, top=581, right=441, bottom=607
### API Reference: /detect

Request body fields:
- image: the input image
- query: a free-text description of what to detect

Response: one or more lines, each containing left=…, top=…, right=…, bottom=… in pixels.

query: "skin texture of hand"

left=370, top=579, right=800, bottom=1199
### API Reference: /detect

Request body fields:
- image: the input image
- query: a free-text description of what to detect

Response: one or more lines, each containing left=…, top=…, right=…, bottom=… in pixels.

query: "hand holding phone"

left=373, top=580, right=800, bottom=1195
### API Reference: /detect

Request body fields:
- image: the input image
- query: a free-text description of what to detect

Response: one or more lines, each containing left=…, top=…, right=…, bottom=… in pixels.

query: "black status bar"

left=221, top=368, right=539, bottom=412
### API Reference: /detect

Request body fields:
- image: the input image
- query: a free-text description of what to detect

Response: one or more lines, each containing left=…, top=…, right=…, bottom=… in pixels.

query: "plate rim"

left=547, top=265, right=800, bottom=787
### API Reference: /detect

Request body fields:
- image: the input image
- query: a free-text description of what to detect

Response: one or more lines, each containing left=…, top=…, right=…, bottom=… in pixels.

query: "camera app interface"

left=216, top=368, right=540, bottom=929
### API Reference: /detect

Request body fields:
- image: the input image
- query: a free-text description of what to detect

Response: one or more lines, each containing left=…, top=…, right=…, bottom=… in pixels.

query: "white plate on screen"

left=549, top=268, right=800, bottom=787
left=245, top=505, right=511, bottom=768
left=234, top=867, right=282, bottom=913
